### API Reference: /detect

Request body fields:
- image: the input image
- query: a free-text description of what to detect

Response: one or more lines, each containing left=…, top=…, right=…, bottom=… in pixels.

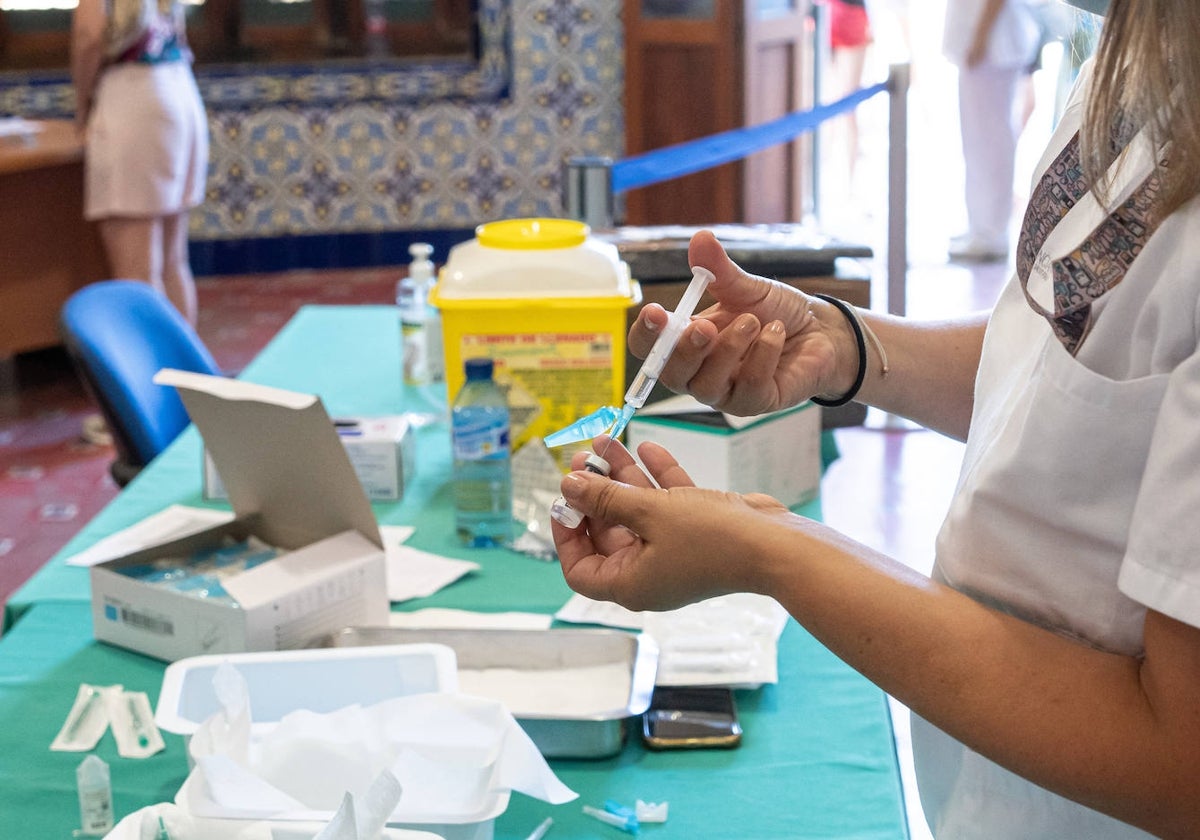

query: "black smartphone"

left=641, top=686, right=742, bottom=750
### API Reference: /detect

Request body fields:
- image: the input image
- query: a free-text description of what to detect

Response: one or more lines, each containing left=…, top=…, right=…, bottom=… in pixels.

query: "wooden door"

left=622, top=0, right=813, bottom=226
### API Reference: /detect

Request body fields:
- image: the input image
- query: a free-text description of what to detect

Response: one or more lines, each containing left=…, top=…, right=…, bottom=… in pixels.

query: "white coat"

left=912, top=61, right=1200, bottom=838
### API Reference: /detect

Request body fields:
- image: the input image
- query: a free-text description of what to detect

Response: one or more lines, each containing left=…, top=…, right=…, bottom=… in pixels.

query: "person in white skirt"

left=71, top=0, right=208, bottom=325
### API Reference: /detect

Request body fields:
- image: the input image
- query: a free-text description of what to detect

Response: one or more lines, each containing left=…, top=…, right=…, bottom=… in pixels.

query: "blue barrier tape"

left=611, top=80, right=889, bottom=194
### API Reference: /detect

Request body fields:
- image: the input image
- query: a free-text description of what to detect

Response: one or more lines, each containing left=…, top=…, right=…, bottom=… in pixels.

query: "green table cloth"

left=1, top=305, right=908, bottom=838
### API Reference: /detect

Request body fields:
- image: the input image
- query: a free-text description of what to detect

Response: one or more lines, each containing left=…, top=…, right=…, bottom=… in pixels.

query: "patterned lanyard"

left=1016, top=125, right=1166, bottom=355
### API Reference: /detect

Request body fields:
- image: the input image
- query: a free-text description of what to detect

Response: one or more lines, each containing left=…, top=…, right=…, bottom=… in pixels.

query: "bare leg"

left=98, top=214, right=164, bottom=294
left=98, top=215, right=197, bottom=324
left=161, top=211, right=198, bottom=325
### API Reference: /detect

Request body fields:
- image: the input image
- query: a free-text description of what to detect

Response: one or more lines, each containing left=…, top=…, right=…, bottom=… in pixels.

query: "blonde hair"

left=1083, top=0, right=1200, bottom=217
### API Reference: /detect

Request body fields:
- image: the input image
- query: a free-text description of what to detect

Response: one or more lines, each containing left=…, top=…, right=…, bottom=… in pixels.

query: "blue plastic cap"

left=464, top=357, right=494, bottom=380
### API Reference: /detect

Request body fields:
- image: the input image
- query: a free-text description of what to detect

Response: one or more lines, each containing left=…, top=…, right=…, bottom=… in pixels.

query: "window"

left=0, top=0, right=478, bottom=71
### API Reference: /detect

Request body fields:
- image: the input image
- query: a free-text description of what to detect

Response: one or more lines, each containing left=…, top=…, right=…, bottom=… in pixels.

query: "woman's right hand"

left=627, top=229, right=856, bottom=416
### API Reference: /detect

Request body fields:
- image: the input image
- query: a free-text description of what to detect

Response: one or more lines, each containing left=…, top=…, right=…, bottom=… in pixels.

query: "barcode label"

left=120, top=608, right=174, bottom=636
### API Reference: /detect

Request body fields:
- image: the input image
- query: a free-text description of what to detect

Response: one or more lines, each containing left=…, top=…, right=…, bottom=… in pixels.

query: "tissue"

left=176, top=663, right=576, bottom=827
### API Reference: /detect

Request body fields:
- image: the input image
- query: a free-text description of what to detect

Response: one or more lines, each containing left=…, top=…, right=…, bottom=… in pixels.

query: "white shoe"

left=81, top=413, right=113, bottom=447
left=948, top=234, right=1009, bottom=263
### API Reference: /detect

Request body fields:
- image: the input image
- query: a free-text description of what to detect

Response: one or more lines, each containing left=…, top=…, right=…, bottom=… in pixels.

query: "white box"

left=204, top=415, right=416, bottom=502
left=90, top=370, right=390, bottom=662
left=625, top=394, right=822, bottom=508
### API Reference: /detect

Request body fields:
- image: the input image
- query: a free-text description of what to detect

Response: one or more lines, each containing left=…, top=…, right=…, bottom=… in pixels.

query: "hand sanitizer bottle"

left=398, top=248, right=430, bottom=386
left=408, top=242, right=444, bottom=383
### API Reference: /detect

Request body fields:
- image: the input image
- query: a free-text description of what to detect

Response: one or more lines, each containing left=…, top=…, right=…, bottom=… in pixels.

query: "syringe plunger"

left=622, top=265, right=714, bottom=408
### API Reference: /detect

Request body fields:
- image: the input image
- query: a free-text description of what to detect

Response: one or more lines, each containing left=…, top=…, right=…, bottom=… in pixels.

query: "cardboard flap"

left=223, top=530, right=380, bottom=608
left=638, top=393, right=798, bottom=430
left=153, top=370, right=383, bottom=551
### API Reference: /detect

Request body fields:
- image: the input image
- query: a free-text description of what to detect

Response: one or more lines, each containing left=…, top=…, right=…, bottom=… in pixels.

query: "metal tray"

left=324, top=627, right=658, bottom=759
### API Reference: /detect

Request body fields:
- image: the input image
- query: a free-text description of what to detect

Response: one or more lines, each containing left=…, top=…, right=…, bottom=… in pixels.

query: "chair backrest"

left=60, top=280, right=222, bottom=470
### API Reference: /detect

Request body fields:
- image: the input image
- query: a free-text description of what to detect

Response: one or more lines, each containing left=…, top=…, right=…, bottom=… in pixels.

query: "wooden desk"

left=0, top=119, right=107, bottom=357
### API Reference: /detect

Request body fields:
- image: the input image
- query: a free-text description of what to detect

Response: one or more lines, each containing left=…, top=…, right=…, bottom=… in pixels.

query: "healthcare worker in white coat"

left=551, top=1, right=1200, bottom=836
left=943, top=0, right=1042, bottom=262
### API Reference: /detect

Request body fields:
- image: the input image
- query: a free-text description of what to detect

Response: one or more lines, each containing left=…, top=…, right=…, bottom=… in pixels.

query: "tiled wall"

left=0, top=0, right=624, bottom=268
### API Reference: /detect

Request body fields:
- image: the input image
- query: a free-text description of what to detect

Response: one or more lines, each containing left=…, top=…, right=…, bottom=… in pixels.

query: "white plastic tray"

left=155, top=643, right=508, bottom=839
left=156, top=643, right=459, bottom=736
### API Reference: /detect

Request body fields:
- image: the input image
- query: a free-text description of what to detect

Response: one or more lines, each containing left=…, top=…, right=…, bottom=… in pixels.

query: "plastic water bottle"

left=451, top=357, right=512, bottom=546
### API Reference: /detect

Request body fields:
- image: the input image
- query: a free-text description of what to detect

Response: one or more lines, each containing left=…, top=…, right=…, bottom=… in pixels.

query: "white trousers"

left=957, top=63, right=1023, bottom=246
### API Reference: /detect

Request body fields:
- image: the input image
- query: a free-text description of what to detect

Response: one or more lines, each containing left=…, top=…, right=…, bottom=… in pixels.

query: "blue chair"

left=60, top=280, right=222, bottom=486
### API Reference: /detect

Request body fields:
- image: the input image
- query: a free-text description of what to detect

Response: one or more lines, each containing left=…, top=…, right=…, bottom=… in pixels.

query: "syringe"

left=603, top=265, right=715, bottom=450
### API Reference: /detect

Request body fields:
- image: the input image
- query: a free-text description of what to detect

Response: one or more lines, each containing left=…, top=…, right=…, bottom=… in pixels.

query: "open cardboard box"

left=203, top=415, right=417, bottom=502
left=625, top=394, right=822, bottom=508
left=90, top=370, right=389, bottom=662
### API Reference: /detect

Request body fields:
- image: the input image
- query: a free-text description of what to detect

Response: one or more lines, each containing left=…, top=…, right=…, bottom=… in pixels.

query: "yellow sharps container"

left=430, top=218, right=642, bottom=468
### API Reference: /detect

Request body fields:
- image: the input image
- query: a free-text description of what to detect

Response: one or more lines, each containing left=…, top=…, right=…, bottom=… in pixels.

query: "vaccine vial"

left=451, top=357, right=513, bottom=546
left=550, top=453, right=611, bottom=528
left=76, top=754, right=113, bottom=836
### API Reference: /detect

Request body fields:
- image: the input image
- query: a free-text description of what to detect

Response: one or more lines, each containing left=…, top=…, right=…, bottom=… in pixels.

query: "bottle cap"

left=583, top=453, right=611, bottom=476
left=464, top=357, right=494, bottom=380
left=475, top=218, right=589, bottom=250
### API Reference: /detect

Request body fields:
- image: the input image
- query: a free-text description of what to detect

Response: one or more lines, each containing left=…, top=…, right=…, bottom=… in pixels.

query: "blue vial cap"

left=464, top=357, right=494, bottom=380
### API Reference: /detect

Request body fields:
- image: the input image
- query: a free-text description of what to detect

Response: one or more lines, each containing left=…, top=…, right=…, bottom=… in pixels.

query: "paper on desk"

left=379, top=524, right=480, bottom=602
left=556, top=592, right=789, bottom=688
left=64, top=505, right=235, bottom=567
left=177, top=663, right=576, bottom=825
left=0, top=116, right=42, bottom=140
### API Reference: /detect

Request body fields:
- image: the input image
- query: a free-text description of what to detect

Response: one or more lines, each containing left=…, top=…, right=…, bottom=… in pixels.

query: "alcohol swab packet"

left=51, top=683, right=122, bottom=752
left=109, top=690, right=166, bottom=759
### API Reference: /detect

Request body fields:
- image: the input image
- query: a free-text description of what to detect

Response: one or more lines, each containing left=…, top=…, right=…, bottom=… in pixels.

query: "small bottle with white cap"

left=550, top=452, right=611, bottom=528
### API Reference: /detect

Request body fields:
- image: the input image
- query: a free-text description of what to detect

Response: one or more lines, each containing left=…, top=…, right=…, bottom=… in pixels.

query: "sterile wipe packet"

left=109, top=689, right=166, bottom=759
left=51, top=683, right=123, bottom=752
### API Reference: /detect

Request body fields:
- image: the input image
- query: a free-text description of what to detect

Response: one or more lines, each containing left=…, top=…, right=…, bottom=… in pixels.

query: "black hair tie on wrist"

left=810, top=293, right=867, bottom=408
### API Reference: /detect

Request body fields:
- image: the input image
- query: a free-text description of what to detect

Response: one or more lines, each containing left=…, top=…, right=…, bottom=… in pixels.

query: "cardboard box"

left=90, top=370, right=390, bottom=662
left=204, top=415, right=416, bottom=502
left=625, top=394, right=822, bottom=508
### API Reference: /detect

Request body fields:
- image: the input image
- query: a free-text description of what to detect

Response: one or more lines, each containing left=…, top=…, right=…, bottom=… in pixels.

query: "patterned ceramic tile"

left=0, top=0, right=623, bottom=246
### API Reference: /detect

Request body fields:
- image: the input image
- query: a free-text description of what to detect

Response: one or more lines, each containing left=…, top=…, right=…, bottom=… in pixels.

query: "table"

left=0, top=119, right=108, bottom=357
left=1, top=305, right=908, bottom=838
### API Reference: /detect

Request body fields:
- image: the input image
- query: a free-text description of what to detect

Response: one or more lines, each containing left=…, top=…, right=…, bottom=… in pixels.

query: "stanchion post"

left=809, top=2, right=829, bottom=222
left=563, top=156, right=615, bottom=230
left=887, top=63, right=910, bottom=318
